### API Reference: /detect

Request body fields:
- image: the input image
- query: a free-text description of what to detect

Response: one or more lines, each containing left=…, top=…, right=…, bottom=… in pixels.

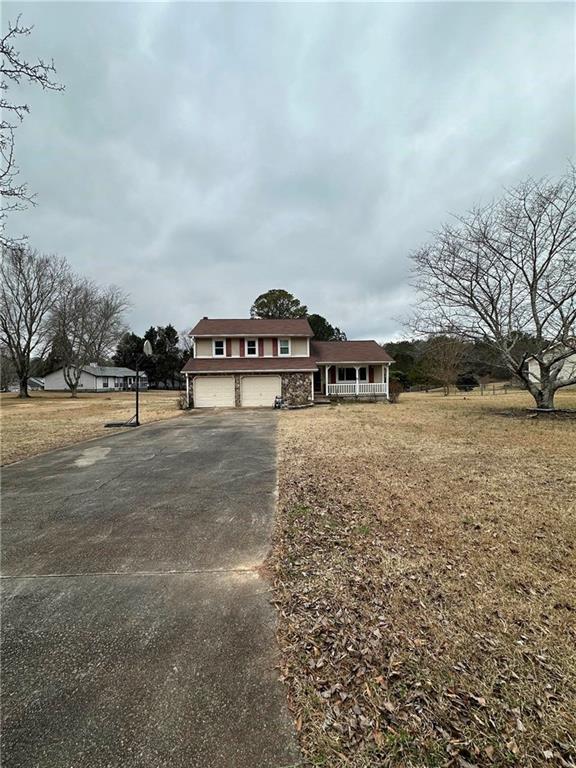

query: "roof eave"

left=191, top=333, right=312, bottom=338
left=315, top=360, right=393, bottom=365
left=181, top=367, right=317, bottom=373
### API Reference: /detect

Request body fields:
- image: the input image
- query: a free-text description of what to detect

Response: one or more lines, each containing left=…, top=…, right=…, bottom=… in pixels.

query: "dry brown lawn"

left=0, top=390, right=183, bottom=465
left=270, top=390, right=576, bottom=767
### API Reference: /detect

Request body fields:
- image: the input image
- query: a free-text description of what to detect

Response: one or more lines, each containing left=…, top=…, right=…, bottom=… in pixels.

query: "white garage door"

left=194, top=376, right=235, bottom=408
left=241, top=376, right=281, bottom=407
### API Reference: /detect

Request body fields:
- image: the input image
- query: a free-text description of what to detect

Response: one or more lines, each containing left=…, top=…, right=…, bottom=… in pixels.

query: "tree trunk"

left=69, top=385, right=78, bottom=398
left=18, top=376, right=30, bottom=398
left=534, top=387, right=555, bottom=409
left=533, top=363, right=556, bottom=410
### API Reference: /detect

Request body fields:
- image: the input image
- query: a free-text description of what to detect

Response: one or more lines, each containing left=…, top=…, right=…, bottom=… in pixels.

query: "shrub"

left=177, top=392, right=189, bottom=410
left=388, top=379, right=403, bottom=403
left=456, top=372, right=479, bottom=392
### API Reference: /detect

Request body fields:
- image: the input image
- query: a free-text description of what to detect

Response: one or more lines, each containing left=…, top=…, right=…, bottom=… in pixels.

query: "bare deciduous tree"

left=422, top=336, right=468, bottom=396
left=1, top=15, right=63, bottom=246
left=50, top=278, right=128, bottom=397
left=0, top=246, right=69, bottom=397
left=179, top=328, right=193, bottom=356
left=410, top=165, right=576, bottom=409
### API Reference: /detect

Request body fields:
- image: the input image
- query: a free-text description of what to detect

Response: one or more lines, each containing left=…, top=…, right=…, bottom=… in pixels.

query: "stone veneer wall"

left=234, top=375, right=241, bottom=407
left=281, top=372, right=312, bottom=406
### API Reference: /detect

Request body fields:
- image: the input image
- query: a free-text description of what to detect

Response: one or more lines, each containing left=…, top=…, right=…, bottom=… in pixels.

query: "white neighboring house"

left=526, top=349, right=576, bottom=389
left=43, top=365, right=148, bottom=392
left=28, top=376, right=44, bottom=390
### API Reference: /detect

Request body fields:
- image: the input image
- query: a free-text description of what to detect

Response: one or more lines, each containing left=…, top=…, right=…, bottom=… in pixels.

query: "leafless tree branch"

left=48, top=277, right=129, bottom=396
left=0, top=245, right=69, bottom=396
left=408, top=165, right=576, bottom=408
left=1, top=15, right=64, bottom=246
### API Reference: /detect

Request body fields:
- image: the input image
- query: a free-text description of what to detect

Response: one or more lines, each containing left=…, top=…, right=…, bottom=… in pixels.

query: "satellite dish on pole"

left=143, top=340, right=153, bottom=356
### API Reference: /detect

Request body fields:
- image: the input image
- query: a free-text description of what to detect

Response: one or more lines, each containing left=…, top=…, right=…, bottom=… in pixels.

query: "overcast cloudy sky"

left=5, top=1, right=575, bottom=340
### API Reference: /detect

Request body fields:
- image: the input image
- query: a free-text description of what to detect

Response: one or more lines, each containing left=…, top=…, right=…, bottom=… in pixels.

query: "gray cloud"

left=4, top=1, right=575, bottom=340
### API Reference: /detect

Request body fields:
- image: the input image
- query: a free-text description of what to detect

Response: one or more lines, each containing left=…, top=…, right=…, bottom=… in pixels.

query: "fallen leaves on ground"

left=268, top=391, right=576, bottom=767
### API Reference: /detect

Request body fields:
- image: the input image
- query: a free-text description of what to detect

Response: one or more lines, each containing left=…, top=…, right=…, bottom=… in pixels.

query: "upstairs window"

left=279, top=338, right=290, bottom=356
left=213, top=339, right=225, bottom=357
left=246, top=339, right=257, bottom=356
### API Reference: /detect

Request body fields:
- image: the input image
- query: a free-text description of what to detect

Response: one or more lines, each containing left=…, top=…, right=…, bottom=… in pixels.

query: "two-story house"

left=182, top=317, right=394, bottom=408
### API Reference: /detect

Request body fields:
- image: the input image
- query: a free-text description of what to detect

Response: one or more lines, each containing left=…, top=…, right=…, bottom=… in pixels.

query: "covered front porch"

left=314, top=363, right=390, bottom=398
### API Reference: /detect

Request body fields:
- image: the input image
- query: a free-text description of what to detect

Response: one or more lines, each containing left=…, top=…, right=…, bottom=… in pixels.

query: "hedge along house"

left=182, top=317, right=394, bottom=408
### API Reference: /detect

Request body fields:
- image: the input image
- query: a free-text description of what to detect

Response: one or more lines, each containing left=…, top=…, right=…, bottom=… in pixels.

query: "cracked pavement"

left=1, top=410, right=300, bottom=768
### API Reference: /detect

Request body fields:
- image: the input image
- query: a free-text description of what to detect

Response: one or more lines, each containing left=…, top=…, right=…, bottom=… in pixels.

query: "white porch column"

left=186, top=373, right=190, bottom=407
left=355, top=366, right=360, bottom=395
left=325, top=365, right=330, bottom=396
left=384, top=364, right=389, bottom=398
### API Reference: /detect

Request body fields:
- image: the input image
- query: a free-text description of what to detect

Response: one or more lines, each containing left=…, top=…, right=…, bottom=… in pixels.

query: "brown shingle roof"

left=182, top=357, right=317, bottom=373
left=190, top=318, right=313, bottom=337
left=311, top=340, right=394, bottom=363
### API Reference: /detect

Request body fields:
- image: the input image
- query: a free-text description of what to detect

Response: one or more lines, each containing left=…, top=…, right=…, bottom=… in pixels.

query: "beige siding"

left=195, top=339, right=213, bottom=357
left=373, top=365, right=384, bottom=383
left=195, top=335, right=312, bottom=359
left=291, top=337, right=308, bottom=356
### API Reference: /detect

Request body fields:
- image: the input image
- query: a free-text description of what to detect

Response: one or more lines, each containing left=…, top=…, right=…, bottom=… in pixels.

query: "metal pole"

left=135, top=362, right=140, bottom=426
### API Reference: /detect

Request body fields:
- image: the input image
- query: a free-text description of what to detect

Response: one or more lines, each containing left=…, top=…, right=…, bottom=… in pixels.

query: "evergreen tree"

left=307, top=313, right=347, bottom=341
left=113, top=332, right=144, bottom=370
left=250, top=289, right=308, bottom=319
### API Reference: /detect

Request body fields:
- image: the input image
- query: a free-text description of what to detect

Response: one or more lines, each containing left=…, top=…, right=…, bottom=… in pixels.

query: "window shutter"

left=369, top=366, right=374, bottom=383
left=239, top=339, right=245, bottom=357
left=226, top=338, right=232, bottom=357
left=258, top=338, right=264, bottom=356
left=330, top=367, right=336, bottom=384
left=272, top=338, right=278, bottom=357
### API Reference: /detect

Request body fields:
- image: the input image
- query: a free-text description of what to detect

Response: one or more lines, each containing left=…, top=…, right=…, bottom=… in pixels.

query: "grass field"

left=271, top=390, right=576, bottom=767
left=0, top=390, right=182, bottom=465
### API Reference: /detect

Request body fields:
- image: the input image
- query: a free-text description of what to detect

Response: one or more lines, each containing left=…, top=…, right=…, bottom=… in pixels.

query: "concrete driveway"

left=1, top=411, right=300, bottom=768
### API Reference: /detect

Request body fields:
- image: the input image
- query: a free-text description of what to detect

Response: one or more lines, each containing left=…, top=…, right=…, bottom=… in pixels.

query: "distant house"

left=7, top=376, right=44, bottom=393
left=526, top=347, right=576, bottom=390
left=181, top=317, right=394, bottom=408
left=44, top=365, right=148, bottom=392
left=28, top=377, right=44, bottom=391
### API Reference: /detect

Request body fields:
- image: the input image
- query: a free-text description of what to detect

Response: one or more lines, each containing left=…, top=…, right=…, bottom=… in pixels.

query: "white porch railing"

left=327, top=383, right=387, bottom=396
left=359, top=383, right=387, bottom=395
left=327, top=382, right=356, bottom=395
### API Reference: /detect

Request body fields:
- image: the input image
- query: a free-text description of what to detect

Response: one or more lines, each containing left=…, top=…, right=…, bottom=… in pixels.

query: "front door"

left=313, top=370, right=322, bottom=393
